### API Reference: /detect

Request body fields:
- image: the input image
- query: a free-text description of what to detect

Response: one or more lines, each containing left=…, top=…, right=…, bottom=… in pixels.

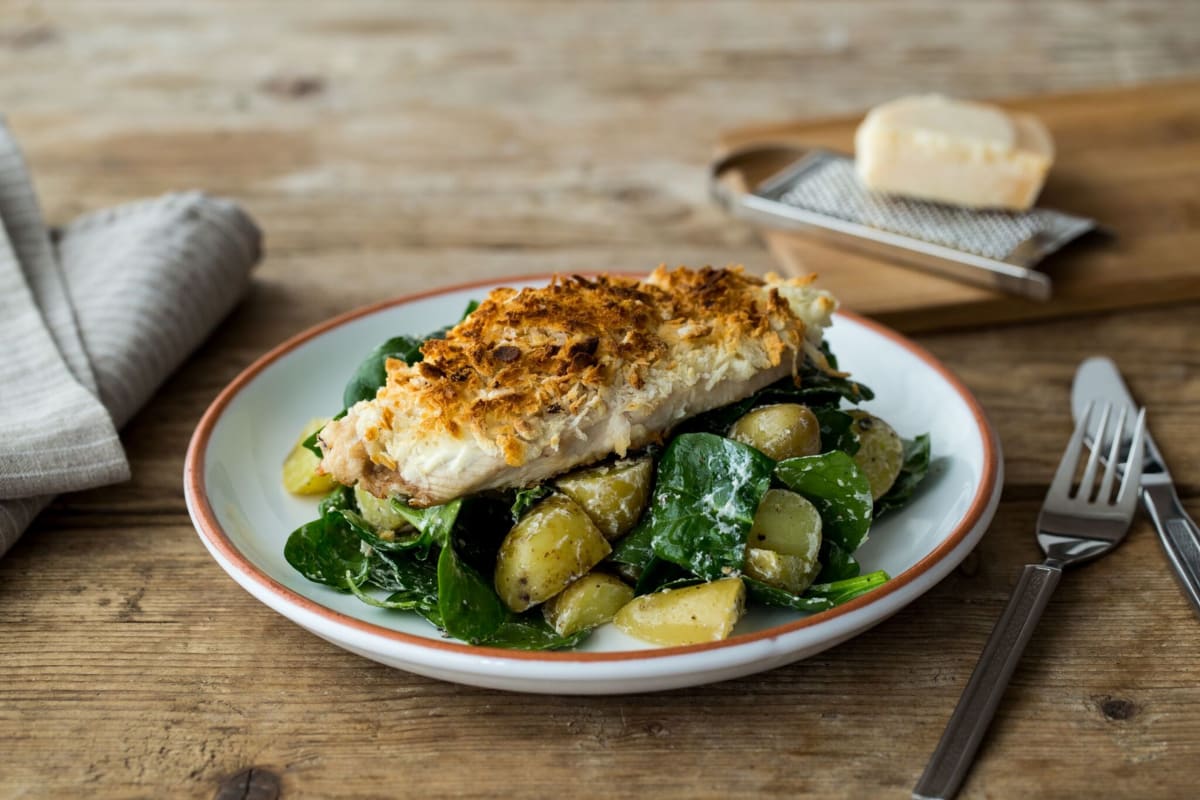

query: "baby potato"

left=743, top=548, right=821, bottom=594
left=727, top=403, right=822, bottom=461
left=849, top=411, right=904, bottom=500
left=494, top=494, right=612, bottom=613
left=353, top=485, right=415, bottom=534
left=748, top=489, right=822, bottom=563
left=554, top=456, right=653, bottom=540
left=542, top=572, right=635, bottom=636
left=613, top=577, right=746, bottom=646
left=282, top=418, right=337, bottom=496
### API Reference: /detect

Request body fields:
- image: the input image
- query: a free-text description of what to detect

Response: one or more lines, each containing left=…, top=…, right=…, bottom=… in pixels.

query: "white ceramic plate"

left=185, top=275, right=1002, bottom=694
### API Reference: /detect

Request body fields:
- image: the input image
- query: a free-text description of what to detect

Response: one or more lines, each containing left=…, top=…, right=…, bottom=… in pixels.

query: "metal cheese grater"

left=710, top=146, right=1101, bottom=301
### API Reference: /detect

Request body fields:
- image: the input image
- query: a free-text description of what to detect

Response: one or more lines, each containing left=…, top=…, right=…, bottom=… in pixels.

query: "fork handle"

left=913, top=563, right=1063, bottom=800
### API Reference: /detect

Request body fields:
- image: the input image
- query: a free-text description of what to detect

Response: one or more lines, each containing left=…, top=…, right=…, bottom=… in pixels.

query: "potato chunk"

left=849, top=411, right=904, bottom=500
left=613, top=577, right=745, bottom=646
left=727, top=403, right=822, bottom=461
left=494, top=494, right=612, bottom=612
left=743, top=548, right=820, bottom=594
left=748, top=489, right=822, bottom=561
left=543, top=573, right=635, bottom=636
left=554, top=457, right=653, bottom=540
left=282, top=418, right=337, bottom=496
left=353, top=485, right=415, bottom=534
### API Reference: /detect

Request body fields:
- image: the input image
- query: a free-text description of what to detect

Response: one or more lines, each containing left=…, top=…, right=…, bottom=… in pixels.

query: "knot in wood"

left=1098, top=696, right=1136, bottom=721
left=214, top=766, right=281, bottom=800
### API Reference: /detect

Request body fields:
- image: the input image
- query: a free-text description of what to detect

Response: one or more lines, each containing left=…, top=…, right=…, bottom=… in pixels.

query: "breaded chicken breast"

left=319, top=266, right=836, bottom=506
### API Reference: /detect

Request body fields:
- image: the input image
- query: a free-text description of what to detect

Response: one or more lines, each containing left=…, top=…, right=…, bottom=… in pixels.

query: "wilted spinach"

left=875, top=434, right=932, bottom=517
left=482, top=614, right=591, bottom=651
left=282, top=298, right=935, bottom=651
left=676, top=355, right=873, bottom=437
left=284, top=513, right=370, bottom=591
left=388, top=497, right=462, bottom=548
left=805, top=569, right=889, bottom=605
left=775, top=451, right=874, bottom=552
left=633, top=433, right=774, bottom=581
left=302, top=301, right=480, bottom=457
left=815, top=539, right=860, bottom=583
left=743, top=579, right=835, bottom=613
left=436, top=542, right=507, bottom=643
left=812, top=407, right=860, bottom=456
left=342, top=335, right=427, bottom=408
left=509, top=485, right=553, bottom=521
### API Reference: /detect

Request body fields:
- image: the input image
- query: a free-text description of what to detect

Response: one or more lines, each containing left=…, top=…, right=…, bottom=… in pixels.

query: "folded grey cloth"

left=0, top=119, right=262, bottom=557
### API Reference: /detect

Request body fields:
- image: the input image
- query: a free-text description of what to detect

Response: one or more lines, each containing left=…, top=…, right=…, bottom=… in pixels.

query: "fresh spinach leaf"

left=436, top=543, right=507, bottom=644
left=875, top=434, right=932, bottom=517
left=284, top=513, right=369, bottom=591
left=775, top=451, right=874, bottom=552
left=743, top=578, right=834, bottom=613
left=805, top=569, right=889, bottom=605
left=639, top=433, right=774, bottom=581
left=483, top=614, right=591, bottom=651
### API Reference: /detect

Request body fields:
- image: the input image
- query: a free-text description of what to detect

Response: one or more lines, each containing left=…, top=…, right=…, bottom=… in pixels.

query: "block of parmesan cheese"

left=854, top=95, right=1054, bottom=211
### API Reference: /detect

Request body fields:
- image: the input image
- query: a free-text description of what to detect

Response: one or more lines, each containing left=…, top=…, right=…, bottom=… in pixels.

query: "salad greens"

left=630, top=434, right=775, bottom=581
left=284, top=304, right=932, bottom=651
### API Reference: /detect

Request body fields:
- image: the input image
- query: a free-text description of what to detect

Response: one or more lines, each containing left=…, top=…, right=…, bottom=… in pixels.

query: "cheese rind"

left=854, top=95, right=1054, bottom=211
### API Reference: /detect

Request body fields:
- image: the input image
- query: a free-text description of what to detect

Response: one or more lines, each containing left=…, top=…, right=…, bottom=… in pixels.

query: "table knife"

left=1071, top=356, right=1200, bottom=616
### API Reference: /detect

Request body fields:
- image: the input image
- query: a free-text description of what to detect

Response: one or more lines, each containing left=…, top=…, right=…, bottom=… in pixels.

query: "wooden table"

left=2, top=2, right=1199, bottom=797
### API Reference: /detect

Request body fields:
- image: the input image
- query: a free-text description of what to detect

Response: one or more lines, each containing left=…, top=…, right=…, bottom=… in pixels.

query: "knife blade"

left=1072, top=356, right=1200, bottom=616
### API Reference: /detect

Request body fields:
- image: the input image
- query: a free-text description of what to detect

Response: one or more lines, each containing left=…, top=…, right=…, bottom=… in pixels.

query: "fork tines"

left=1049, top=401, right=1147, bottom=511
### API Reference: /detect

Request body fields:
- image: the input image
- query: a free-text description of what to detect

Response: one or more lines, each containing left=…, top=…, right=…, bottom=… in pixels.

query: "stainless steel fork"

left=913, top=402, right=1147, bottom=800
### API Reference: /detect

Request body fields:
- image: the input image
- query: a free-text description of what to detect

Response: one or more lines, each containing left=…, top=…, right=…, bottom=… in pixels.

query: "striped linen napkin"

left=0, top=119, right=261, bottom=557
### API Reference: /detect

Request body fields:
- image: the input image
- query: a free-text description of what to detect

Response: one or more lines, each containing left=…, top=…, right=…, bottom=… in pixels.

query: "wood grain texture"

left=719, top=81, right=1200, bottom=332
left=0, top=1, right=1199, bottom=798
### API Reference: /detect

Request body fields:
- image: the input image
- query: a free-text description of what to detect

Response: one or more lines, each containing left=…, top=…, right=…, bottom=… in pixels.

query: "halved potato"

left=748, top=489, right=822, bottom=562
left=543, top=572, right=635, bottom=636
left=849, top=411, right=904, bottom=500
left=613, top=577, right=745, bottom=646
left=727, top=403, right=822, bottom=461
left=494, top=494, right=611, bottom=612
left=282, top=418, right=337, bottom=496
left=554, top=456, right=653, bottom=540
left=353, top=485, right=415, bottom=534
left=743, top=548, right=821, bottom=594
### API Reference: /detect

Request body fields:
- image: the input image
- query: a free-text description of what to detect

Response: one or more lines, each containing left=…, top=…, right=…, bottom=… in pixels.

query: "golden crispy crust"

left=372, top=266, right=808, bottom=468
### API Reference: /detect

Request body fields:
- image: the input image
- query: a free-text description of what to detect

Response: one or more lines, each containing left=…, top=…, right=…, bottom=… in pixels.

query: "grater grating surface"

left=772, top=152, right=1094, bottom=263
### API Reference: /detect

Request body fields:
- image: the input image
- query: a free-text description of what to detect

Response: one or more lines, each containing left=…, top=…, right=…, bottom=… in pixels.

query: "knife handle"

left=1143, top=483, right=1200, bottom=617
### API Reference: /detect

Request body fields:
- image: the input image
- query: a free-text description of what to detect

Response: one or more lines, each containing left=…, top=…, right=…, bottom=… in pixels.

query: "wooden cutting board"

left=719, top=80, right=1200, bottom=332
